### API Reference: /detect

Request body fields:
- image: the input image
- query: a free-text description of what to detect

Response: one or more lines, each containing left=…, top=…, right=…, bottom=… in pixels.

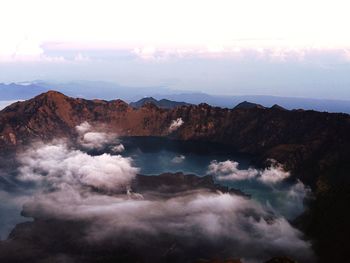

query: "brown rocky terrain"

left=1, top=90, right=350, bottom=186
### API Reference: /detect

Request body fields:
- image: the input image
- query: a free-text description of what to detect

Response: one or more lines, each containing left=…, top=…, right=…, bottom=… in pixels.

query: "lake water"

left=120, top=137, right=252, bottom=176
left=118, top=137, right=308, bottom=220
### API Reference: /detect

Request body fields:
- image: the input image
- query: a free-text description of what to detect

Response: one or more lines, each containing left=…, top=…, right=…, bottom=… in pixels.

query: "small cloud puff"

left=111, top=144, right=125, bottom=153
left=258, top=161, right=290, bottom=184
left=208, top=160, right=258, bottom=181
left=171, top=155, right=186, bottom=164
left=76, top=122, right=121, bottom=150
left=169, top=118, right=184, bottom=133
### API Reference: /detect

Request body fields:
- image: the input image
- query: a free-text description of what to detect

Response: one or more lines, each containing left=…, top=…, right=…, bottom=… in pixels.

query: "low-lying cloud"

left=10, top=142, right=314, bottom=262
left=21, top=183, right=313, bottom=262
left=18, top=141, right=138, bottom=191
left=208, top=160, right=258, bottom=181
left=0, top=133, right=315, bottom=262
left=168, top=118, right=184, bottom=133
left=76, top=122, right=124, bottom=151
left=208, top=159, right=290, bottom=184
left=171, top=154, right=186, bottom=164
left=207, top=159, right=310, bottom=219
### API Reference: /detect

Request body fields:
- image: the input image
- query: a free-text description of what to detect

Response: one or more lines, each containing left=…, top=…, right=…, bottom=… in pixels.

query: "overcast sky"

left=1, top=0, right=350, bottom=99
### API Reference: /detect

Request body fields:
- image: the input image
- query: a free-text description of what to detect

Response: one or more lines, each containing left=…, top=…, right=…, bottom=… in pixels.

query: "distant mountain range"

left=1, top=81, right=350, bottom=113
left=130, top=97, right=191, bottom=109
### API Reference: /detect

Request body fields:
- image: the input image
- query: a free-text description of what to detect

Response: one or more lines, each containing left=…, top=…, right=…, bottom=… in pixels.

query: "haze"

left=1, top=0, right=350, bottom=99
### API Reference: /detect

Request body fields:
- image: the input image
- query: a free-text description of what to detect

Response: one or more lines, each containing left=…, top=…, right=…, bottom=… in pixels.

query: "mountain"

left=2, top=80, right=350, bottom=113
left=233, top=101, right=266, bottom=110
left=130, top=97, right=191, bottom=109
left=1, top=91, right=350, bottom=187
left=1, top=91, right=350, bottom=262
left=0, top=81, right=172, bottom=101
left=270, top=104, right=287, bottom=111
left=0, top=82, right=48, bottom=100
left=155, top=93, right=350, bottom=113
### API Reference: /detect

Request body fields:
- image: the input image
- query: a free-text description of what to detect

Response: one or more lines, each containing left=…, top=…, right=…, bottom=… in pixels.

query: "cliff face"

left=0, top=91, right=169, bottom=146
left=1, top=91, right=350, bottom=187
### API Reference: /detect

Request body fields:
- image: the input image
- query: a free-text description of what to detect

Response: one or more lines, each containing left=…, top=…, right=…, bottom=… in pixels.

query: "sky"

left=1, top=0, right=350, bottom=99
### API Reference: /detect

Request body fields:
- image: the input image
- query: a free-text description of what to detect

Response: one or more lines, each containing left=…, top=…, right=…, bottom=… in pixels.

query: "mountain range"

left=129, top=97, right=191, bottom=109
left=1, top=81, right=350, bottom=113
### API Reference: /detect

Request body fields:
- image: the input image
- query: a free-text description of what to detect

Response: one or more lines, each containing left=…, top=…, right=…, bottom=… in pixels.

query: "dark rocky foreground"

left=1, top=91, right=350, bottom=262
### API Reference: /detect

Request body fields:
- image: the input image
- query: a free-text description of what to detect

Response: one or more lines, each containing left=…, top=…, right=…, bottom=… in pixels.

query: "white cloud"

left=76, top=122, right=118, bottom=150
left=208, top=159, right=290, bottom=184
left=208, top=160, right=259, bottom=181
left=207, top=159, right=312, bottom=220
left=21, top=184, right=313, bottom=262
left=9, top=139, right=314, bottom=262
left=18, top=141, right=138, bottom=191
left=168, top=118, right=184, bottom=133
left=258, top=162, right=290, bottom=184
left=2, top=0, right=349, bottom=64
left=75, top=121, right=92, bottom=134
left=111, top=144, right=125, bottom=153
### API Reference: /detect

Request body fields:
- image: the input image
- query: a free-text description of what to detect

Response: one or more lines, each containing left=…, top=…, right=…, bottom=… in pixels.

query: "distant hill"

left=0, top=83, right=48, bottom=100
left=233, top=101, right=266, bottom=110
left=270, top=104, right=287, bottom=111
left=130, top=97, right=191, bottom=109
left=155, top=93, right=350, bottom=113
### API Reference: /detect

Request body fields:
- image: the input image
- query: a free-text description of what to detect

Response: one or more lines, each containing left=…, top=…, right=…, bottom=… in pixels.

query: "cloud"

left=18, top=141, right=138, bottom=191
left=75, top=121, right=92, bottom=134
left=207, top=159, right=311, bottom=220
left=168, top=118, right=184, bottom=133
left=208, top=159, right=290, bottom=184
left=6, top=141, right=314, bottom=262
left=171, top=155, right=185, bottom=164
left=258, top=161, right=290, bottom=185
left=76, top=122, right=120, bottom=150
left=111, top=144, right=125, bottom=153
left=208, top=160, right=258, bottom=181
left=20, top=188, right=314, bottom=262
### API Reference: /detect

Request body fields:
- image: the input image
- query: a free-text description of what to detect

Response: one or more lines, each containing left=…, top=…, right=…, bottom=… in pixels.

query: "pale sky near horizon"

left=1, top=0, right=350, bottom=99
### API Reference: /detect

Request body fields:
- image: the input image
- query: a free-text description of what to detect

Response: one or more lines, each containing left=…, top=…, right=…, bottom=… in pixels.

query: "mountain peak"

left=234, top=101, right=266, bottom=110
left=271, top=104, right=287, bottom=111
left=35, top=90, right=67, bottom=101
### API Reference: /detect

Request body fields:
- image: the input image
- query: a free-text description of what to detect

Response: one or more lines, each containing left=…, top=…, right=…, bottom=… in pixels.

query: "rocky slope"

left=1, top=91, right=350, bottom=186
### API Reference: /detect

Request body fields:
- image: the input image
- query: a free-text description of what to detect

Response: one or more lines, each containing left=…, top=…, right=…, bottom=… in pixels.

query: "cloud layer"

left=11, top=141, right=314, bottom=262
left=207, top=159, right=310, bottom=219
